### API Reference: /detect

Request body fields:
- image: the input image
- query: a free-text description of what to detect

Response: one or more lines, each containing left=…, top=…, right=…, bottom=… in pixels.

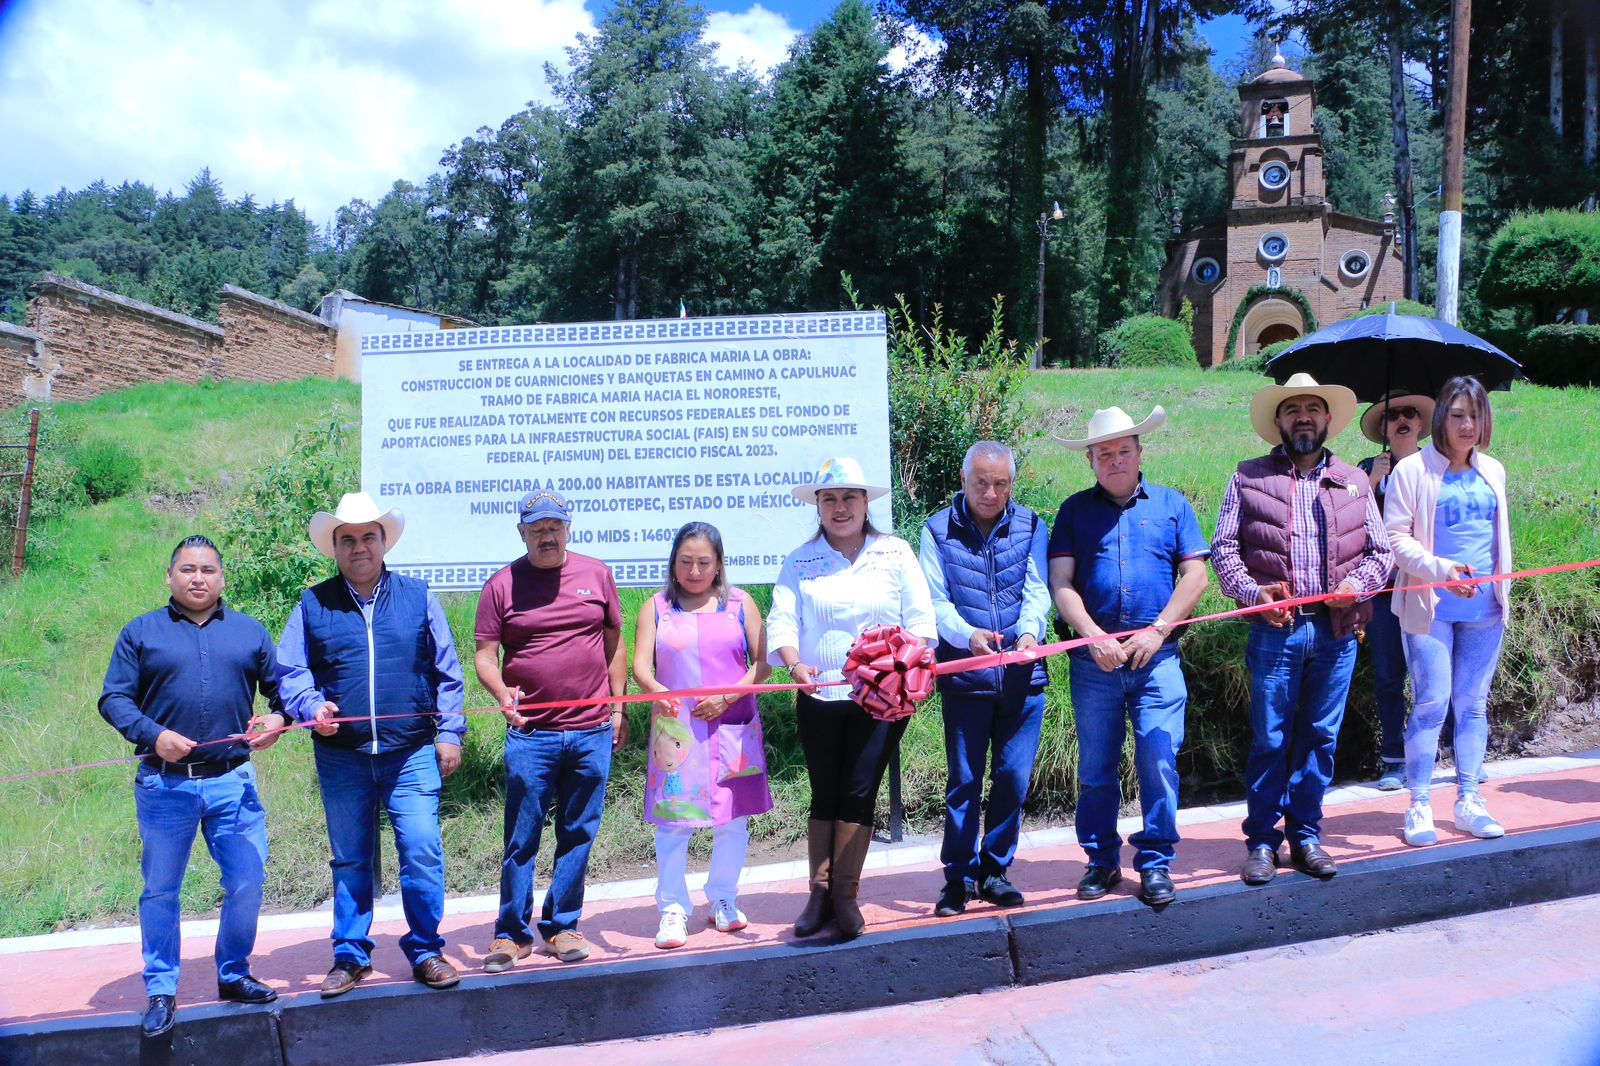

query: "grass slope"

left=2, top=369, right=1597, bottom=936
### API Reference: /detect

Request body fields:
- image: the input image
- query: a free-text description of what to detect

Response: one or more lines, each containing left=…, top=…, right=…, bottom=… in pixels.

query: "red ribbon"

left=5, top=557, right=1597, bottom=784
left=842, top=624, right=936, bottom=721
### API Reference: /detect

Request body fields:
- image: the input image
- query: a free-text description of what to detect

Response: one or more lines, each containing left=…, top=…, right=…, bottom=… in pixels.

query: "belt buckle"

left=180, top=761, right=203, bottom=778
left=1295, top=602, right=1323, bottom=617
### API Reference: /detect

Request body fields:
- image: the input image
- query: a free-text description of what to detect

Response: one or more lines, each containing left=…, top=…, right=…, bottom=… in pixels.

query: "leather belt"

left=142, top=755, right=249, bottom=779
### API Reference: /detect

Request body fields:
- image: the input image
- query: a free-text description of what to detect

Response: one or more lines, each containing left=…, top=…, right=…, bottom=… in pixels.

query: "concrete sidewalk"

left=4, top=747, right=1597, bottom=1030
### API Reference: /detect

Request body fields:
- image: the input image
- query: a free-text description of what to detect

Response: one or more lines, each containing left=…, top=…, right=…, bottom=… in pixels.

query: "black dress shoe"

left=1241, top=846, right=1280, bottom=885
left=1290, top=842, right=1339, bottom=879
left=1076, top=865, right=1123, bottom=900
left=1138, top=868, right=1176, bottom=906
left=978, top=872, right=1025, bottom=908
left=141, top=994, right=176, bottom=1038
left=934, top=880, right=972, bottom=917
left=218, top=975, right=278, bottom=1004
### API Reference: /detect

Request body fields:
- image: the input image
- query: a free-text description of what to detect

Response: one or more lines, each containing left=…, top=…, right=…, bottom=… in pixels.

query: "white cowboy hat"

left=1249, top=372, right=1358, bottom=445
left=307, top=492, right=405, bottom=559
left=1053, top=405, right=1167, bottom=449
left=1359, top=389, right=1435, bottom=445
left=791, top=457, right=890, bottom=504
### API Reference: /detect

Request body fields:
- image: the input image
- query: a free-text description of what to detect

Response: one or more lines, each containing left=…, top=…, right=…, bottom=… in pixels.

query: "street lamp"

left=1034, top=200, right=1064, bottom=368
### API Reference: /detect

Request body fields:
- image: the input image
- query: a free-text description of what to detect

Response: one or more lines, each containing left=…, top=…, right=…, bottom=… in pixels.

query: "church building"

left=1158, top=53, right=1405, bottom=365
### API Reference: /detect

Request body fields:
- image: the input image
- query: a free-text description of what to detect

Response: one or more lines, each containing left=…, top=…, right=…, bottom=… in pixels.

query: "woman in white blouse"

left=768, top=457, right=937, bottom=940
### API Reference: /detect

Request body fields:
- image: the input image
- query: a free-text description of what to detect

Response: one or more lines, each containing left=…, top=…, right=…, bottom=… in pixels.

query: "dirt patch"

left=145, top=490, right=209, bottom=517
left=1519, top=697, right=1600, bottom=757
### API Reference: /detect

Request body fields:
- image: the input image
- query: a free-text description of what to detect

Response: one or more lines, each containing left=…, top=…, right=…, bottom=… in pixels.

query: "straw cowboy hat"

left=308, top=492, right=405, bottom=558
left=791, top=457, right=890, bottom=504
left=1053, top=405, right=1167, bottom=450
left=1359, top=389, right=1435, bottom=445
left=1249, top=372, right=1357, bottom=445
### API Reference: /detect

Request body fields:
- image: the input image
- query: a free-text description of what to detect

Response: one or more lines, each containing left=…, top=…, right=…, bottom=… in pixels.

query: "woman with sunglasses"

left=1357, top=390, right=1434, bottom=791
left=1383, top=376, right=1512, bottom=847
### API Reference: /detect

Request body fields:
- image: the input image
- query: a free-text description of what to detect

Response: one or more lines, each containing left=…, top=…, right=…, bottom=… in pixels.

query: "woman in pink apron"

left=632, top=522, right=772, bottom=949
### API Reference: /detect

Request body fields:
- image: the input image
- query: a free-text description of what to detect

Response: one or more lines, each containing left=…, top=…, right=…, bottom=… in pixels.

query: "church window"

left=1191, top=257, right=1221, bottom=285
left=1258, top=231, right=1290, bottom=263
left=1340, top=249, right=1373, bottom=281
left=1259, top=162, right=1291, bottom=191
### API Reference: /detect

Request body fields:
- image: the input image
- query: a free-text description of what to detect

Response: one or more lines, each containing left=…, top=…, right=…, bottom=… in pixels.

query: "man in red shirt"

left=474, top=490, right=629, bottom=967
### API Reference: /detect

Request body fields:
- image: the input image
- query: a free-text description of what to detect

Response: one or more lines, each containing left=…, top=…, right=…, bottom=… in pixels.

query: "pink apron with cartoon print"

left=644, top=591, right=773, bottom=828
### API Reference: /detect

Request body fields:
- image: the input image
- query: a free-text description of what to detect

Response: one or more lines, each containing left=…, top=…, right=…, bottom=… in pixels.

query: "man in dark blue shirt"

left=1047, top=407, right=1210, bottom=908
left=98, top=535, right=286, bottom=1039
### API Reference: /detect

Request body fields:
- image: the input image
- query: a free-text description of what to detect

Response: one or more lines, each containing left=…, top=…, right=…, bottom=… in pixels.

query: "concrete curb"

left=6, top=822, right=1599, bottom=1064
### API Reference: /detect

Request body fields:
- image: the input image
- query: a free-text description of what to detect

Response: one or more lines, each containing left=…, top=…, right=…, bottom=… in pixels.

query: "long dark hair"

left=663, top=521, right=728, bottom=608
left=1432, top=375, right=1493, bottom=453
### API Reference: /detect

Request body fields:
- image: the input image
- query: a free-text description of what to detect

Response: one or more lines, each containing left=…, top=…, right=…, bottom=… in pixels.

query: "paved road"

left=425, top=893, right=1600, bottom=1066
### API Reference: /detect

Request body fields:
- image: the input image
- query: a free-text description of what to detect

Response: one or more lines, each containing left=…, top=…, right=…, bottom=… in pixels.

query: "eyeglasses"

left=1384, top=406, right=1422, bottom=422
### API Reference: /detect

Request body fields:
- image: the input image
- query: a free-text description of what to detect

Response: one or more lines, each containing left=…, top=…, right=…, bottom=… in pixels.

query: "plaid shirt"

left=1213, top=448, right=1392, bottom=606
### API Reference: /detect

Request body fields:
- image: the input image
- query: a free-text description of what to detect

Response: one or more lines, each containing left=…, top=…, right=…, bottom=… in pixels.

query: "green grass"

left=2, top=369, right=1598, bottom=935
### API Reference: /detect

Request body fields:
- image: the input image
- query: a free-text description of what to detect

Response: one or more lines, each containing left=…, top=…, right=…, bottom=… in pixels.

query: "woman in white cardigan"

left=1383, top=375, right=1513, bottom=847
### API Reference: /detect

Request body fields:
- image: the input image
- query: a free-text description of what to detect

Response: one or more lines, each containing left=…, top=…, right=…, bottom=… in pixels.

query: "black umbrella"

left=1264, top=306, right=1523, bottom=402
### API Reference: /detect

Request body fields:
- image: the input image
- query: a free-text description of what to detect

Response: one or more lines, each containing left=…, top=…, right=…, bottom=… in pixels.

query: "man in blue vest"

left=919, top=441, right=1050, bottom=916
left=1049, top=406, right=1210, bottom=907
left=278, top=492, right=466, bottom=996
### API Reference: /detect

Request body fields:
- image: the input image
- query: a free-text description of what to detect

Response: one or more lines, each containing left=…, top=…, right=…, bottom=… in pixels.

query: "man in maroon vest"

left=1213, top=373, right=1393, bottom=885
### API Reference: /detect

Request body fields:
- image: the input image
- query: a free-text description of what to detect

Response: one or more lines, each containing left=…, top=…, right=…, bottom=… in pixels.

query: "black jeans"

left=795, top=691, right=908, bottom=825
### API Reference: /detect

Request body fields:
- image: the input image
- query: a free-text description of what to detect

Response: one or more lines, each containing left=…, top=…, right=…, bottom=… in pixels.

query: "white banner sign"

left=361, top=312, right=891, bottom=591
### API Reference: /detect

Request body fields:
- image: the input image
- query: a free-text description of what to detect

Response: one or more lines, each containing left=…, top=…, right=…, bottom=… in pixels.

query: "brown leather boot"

left=793, top=819, right=835, bottom=937
left=830, top=820, right=874, bottom=940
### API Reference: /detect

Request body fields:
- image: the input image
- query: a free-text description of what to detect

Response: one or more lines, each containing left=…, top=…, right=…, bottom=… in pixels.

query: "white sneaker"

left=709, top=898, right=747, bottom=933
left=1403, top=799, right=1437, bottom=847
left=1453, top=794, right=1505, bottom=839
left=654, top=909, right=689, bottom=949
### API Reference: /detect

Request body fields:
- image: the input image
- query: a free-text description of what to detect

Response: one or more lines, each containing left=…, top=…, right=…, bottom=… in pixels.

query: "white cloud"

left=705, top=5, right=800, bottom=77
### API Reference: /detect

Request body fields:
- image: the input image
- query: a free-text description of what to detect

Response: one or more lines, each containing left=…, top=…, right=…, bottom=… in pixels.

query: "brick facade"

left=9, top=275, right=338, bottom=404
left=1159, top=59, right=1405, bottom=366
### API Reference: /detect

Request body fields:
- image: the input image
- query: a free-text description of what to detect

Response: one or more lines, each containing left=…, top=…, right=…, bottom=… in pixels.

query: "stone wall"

left=9, top=274, right=338, bottom=405
left=216, top=285, right=336, bottom=382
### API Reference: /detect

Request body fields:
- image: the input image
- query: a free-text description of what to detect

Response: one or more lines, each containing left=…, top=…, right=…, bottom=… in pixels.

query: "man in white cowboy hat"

left=277, top=491, right=466, bottom=996
left=474, top=489, right=628, bottom=967
left=1212, top=373, right=1393, bottom=886
left=1047, top=406, right=1211, bottom=907
left=918, top=441, right=1051, bottom=917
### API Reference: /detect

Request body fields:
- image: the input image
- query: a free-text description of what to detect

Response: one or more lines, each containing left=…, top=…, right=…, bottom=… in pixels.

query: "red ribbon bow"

left=843, top=624, right=936, bottom=721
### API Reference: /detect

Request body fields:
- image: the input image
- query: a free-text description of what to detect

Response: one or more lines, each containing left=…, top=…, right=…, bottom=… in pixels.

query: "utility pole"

left=1034, top=202, right=1063, bottom=369
left=1435, top=0, right=1471, bottom=325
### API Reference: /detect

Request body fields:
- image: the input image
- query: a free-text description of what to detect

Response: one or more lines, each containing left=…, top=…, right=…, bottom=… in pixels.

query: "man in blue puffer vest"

left=278, top=492, right=466, bottom=997
left=918, top=441, right=1051, bottom=917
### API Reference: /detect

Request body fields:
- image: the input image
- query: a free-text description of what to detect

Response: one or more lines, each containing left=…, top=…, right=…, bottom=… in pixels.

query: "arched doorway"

left=1238, top=297, right=1306, bottom=359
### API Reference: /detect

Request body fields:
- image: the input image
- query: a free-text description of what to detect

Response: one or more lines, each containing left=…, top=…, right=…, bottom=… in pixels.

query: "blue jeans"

left=1070, top=652, right=1187, bottom=871
left=940, top=689, right=1045, bottom=885
left=1366, top=590, right=1408, bottom=765
left=134, top=761, right=268, bottom=996
left=1403, top=617, right=1504, bottom=800
left=313, top=741, right=446, bottom=967
left=498, top=723, right=612, bottom=943
left=1242, top=616, right=1358, bottom=852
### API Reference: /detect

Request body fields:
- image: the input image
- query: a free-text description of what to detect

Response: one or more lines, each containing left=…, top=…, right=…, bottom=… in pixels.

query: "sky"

left=0, top=0, right=1256, bottom=228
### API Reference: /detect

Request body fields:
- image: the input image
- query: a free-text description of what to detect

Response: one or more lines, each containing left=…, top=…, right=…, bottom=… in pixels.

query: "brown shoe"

left=411, top=956, right=460, bottom=989
left=793, top=818, right=834, bottom=938
left=319, top=960, right=372, bottom=998
left=540, top=930, right=591, bottom=963
left=482, top=937, right=532, bottom=974
left=1290, top=842, right=1338, bottom=879
left=830, top=820, right=874, bottom=940
left=1240, top=846, right=1280, bottom=886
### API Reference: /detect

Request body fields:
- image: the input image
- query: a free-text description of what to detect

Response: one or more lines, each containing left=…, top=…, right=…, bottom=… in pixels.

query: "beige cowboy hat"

left=1249, top=372, right=1358, bottom=445
left=308, top=492, right=405, bottom=559
left=1053, top=405, right=1167, bottom=450
left=791, top=457, right=890, bottom=504
left=1359, top=389, right=1436, bottom=445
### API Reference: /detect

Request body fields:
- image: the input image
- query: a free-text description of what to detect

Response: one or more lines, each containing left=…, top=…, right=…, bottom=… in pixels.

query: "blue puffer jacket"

left=924, top=494, right=1048, bottom=698
left=300, top=572, right=437, bottom=754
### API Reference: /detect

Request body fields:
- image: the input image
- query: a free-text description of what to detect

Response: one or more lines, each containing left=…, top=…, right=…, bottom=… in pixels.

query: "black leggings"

left=795, top=691, right=908, bottom=826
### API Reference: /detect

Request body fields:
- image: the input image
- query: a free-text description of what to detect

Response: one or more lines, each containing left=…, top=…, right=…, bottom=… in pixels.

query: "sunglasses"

left=1384, top=406, right=1422, bottom=422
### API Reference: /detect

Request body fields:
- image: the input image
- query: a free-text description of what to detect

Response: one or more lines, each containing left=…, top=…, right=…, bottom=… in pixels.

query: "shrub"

left=1214, top=338, right=1294, bottom=375
left=1351, top=299, right=1436, bottom=318
left=1517, top=324, right=1600, bottom=387
left=1099, top=314, right=1196, bottom=368
left=1479, top=209, right=1600, bottom=323
left=0, top=408, right=87, bottom=536
left=72, top=438, right=143, bottom=502
left=219, top=410, right=358, bottom=628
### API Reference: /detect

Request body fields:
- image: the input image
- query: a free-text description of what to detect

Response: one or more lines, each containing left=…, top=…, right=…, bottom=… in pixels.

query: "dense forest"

left=1, top=0, right=1595, bottom=364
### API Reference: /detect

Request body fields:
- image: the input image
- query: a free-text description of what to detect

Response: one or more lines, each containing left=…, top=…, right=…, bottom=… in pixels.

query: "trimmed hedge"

left=1352, top=299, right=1436, bottom=318
left=1100, top=314, right=1196, bottom=368
left=1479, top=209, right=1600, bottom=323
left=1516, top=324, right=1600, bottom=387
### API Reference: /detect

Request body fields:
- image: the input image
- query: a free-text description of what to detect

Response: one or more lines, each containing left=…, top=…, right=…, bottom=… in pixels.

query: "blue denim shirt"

left=1048, top=478, right=1210, bottom=657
